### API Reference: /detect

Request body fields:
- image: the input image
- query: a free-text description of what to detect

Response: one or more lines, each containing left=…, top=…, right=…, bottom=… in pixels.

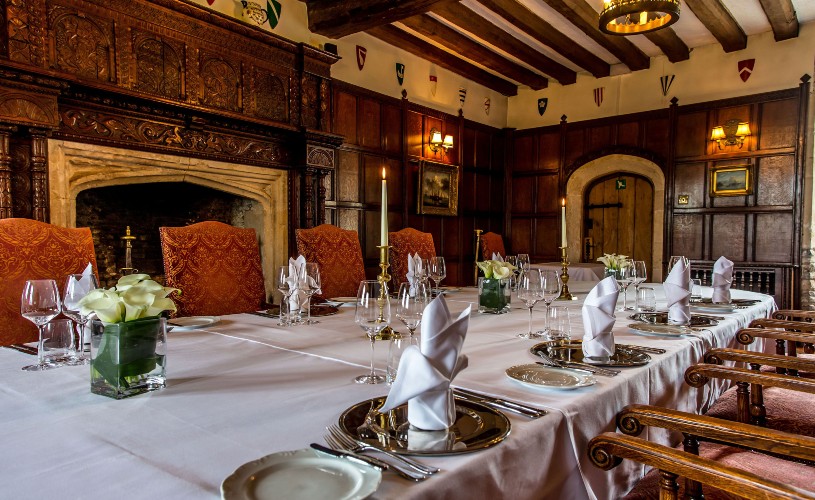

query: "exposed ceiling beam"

left=303, top=0, right=455, bottom=38
left=537, top=0, right=650, bottom=71
left=683, top=0, right=747, bottom=52
left=431, top=2, right=577, bottom=85
left=400, top=15, right=549, bottom=90
left=474, top=0, right=610, bottom=78
left=644, top=27, right=689, bottom=63
left=366, top=25, right=519, bottom=96
left=757, top=0, right=799, bottom=41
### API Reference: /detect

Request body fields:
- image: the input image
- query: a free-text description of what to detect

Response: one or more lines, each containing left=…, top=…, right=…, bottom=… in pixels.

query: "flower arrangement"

left=477, top=259, right=517, bottom=280
left=78, top=274, right=178, bottom=323
left=597, top=253, right=630, bottom=271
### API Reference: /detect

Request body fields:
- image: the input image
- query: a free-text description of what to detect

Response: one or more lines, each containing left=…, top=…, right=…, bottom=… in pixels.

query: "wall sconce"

left=711, top=119, right=751, bottom=149
left=429, top=128, right=454, bottom=154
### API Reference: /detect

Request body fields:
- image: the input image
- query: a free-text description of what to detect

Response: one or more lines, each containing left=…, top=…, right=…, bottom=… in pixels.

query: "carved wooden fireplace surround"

left=0, top=0, right=342, bottom=254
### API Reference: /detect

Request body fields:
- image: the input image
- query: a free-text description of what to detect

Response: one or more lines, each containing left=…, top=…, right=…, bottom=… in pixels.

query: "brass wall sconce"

left=428, top=128, right=454, bottom=154
left=711, top=119, right=751, bottom=149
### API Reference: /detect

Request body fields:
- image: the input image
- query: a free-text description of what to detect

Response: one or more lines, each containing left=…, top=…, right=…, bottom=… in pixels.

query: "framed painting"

left=709, top=165, right=753, bottom=197
left=417, top=160, right=459, bottom=216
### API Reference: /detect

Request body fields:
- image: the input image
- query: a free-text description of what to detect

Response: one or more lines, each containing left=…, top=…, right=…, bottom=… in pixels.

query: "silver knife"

left=310, top=443, right=387, bottom=471
left=453, top=388, right=547, bottom=418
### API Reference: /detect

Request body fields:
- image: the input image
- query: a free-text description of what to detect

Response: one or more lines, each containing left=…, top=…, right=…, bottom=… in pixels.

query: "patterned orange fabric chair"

left=389, top=228, right=436, bottom=286
left=295, top=224, right=365, bottom=299
left=160, top=221, right=266, bottom=317
left=0, top=218, right=98, bottom=346
left=480, top=231, right=507, bottom=261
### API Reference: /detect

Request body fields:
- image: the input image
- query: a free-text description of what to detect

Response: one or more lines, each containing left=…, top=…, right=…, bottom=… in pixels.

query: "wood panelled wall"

left=328, top=82, right=506, bottom=286
left=508, top=77, right=810, bottom=308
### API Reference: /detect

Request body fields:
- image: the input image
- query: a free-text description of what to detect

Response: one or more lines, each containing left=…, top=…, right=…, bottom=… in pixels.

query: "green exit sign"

left=615, top=178, right=626, bottom=190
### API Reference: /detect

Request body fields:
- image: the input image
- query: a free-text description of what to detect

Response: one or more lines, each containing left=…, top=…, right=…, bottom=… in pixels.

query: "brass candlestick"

left=557, top=246, right=573, bottom=300
left=376, top=245, right=395, bottom=339
left=474, top=229, right=483, bottom=283
left=119, top=226, right=139, bottom=276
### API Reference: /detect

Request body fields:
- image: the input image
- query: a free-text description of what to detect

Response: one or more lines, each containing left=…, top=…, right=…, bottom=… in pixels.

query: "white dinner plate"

left=327, top=297, right=358, bottom=303
left=221, top=448, right=381, bottom=500
left=506, top=364, right=596, bottom=390
left=628, top=322, right=696, bottom=337
left=168, top=316, right=220, bottom=330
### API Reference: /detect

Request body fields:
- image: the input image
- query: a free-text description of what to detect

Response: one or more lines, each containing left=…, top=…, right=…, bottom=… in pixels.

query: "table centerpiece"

left=476, top=259, right=516, bottom=314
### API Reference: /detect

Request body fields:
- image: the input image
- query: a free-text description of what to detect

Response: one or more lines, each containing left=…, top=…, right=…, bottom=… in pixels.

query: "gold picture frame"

left=417, top=160, right=459, bottom=216
left=710, top=165, right=753, bottom=197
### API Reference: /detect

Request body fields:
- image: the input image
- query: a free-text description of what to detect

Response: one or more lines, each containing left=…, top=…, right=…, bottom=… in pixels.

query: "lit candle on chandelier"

left=381, top=167, right=388, bottom=246
left=561, top=198, right=567, bottom=248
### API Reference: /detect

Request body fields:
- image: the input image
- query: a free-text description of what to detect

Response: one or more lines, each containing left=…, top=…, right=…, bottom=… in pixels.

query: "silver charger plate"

left=531, top=340, right=651, bottom=367
left=690, top=298, right=759, bottom=307
left=338, top=396, right=510, bottom=456
left=628, top=312, right=718, bottom=327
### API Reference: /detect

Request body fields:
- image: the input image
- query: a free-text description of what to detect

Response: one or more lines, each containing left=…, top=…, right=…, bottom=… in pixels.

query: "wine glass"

left=354, top=280, right=390, bottom=384
left=20, top=279, right=62, bottom=371
left=632, top=260, right=647, bottom=311
left=667, top=255, right=688, bottom=274
left=517, top=269, right=544, bottom=339
left=388, top=282, right=428, bottom=384
left=276, top=265, right=297, bottom=327
left=62, top=273, right=100, bottom=365
left=428, top=256, right=446, bottom=296
left=300, top=263, right=321, bottom=325
left=614, top=264, right=634, bottom=312
left=516, top=254, right=530, bottom=290
left=537, top=270, right=563, bottom=339
left=504, top=255, right=518, bottom=289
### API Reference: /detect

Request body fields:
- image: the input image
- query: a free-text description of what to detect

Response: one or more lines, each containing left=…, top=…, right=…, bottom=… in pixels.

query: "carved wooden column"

left=303, top=167, right=315, bottom=228
left=0, top=126, right=16, bottom=219
left=317, top=170, right=328, bottom=225
left=29, top=128, right=49, bottom=222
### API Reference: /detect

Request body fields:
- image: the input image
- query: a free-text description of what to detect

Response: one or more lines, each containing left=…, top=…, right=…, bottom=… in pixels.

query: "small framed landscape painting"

left=710, top=165, right=752, bottom=197
left=417, top=160, right=459, bottom=216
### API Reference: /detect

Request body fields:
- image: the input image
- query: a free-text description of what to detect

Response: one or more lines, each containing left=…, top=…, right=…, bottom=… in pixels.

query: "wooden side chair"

left=160, top=221, right=266, bottom=317
left=295, top=224, right=365, bottom=299
left=480, top=231, right=506, bottom=261
left=389, top=228, right=436, bottom=287
left=0, top=218, right=98, bottom=346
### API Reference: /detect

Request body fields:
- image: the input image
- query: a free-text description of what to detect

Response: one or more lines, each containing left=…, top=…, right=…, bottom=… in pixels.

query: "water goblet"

left=354, top=280, right=390, bottom=384
left=546, top=307, right=572, bottom=342
left=428, top=256, right=446, bottom=296
left=614, top=264, right=634, bottom=312
left=388, top=282, right=428, bottom=384
left=276, top=265, right=297, bottom=327
left=637, top=287, right=656, bottom=312
left=516, top=254, right=530, bottom=290
left=62, top=273, right=100, bottom=365
left=631, top=260, right=647, bottom=311
left=504, top=255, right=518, bottom=288
left=668, top=255, right=688, bottom=273
left=517, top=269, right=544, bottom=339
left=537, top=270, right=563, bottom=339
left=300, top=263, right=322, bottom=325
left=21, top=279, right=62, bottom=371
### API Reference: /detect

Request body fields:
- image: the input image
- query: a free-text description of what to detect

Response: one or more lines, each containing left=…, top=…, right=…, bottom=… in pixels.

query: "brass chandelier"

left=599, top=0, right=680, bottom=35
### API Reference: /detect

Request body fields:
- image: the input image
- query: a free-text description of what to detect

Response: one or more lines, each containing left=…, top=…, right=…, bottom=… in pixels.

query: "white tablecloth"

left=0, top=284, right=774, bottom=499
left=536, top=263, right=606, bottom=282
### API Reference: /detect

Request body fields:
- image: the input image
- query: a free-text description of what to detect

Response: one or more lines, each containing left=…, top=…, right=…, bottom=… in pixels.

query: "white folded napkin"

left=712, top=256, right=734, bottom=304
left=491, top=252, right=504, bottom=262
left=64, top=263, right=95, bottom=310
left=380, top=295, right=470, bottom=431
left=406, top=253, right=423, bottom=296
left=664, top=258, right=691, bottom=324
left=288, top=256, right=307, bottom=313
left=581, top=276, right=619, bottom=360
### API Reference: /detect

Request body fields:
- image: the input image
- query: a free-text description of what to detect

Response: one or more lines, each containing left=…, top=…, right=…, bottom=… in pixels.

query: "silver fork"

left=327, top=424, right=440, bottom=475
left=324, top=433, right=428, bottom=482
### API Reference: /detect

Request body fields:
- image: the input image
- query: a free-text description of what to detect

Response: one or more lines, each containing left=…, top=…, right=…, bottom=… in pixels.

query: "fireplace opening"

left=76, top=182, right=263, bottom=287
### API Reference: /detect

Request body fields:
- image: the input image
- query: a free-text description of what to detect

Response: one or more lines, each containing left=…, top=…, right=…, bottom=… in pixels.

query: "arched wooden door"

left=583, top=173, right=654, bottom=271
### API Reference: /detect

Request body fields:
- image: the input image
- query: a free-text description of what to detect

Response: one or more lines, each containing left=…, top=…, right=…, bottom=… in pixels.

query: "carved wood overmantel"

left=0, top=0, right=340, bottom=232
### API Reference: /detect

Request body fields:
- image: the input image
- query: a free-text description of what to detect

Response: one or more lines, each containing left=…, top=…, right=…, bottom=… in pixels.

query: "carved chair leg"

left=775, top=340, right=787, bottom=374
left=748, top=364, right=766, bottom=427
left=658, top=470, right=680, bottom=500
left=682, top=434, right=703, bottom=500
left=735, top=381, right=750, bottom=424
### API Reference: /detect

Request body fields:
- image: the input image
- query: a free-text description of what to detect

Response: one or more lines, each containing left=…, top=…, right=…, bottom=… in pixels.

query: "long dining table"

left=0, top=283, right=775, bottom=500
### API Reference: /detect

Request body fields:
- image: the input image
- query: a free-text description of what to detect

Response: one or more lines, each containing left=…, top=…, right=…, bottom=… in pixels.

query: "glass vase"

left=90, top=317, right=166, bottom=399
left=478, top=277, right=511, bottom=314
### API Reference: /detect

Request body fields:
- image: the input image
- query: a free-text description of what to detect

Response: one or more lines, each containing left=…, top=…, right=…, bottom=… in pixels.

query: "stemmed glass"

left=388, top=282, right=429, bottom=384
left=537, top=270, right=563, bottom=339
left=504, top=255, right=518, bottom=289
left=277, top=265, right=298, bottom=327
left=354, top=280, right=390, bottom=384
left=300, top=263, right=321, bottom=325
left=20, top=279, right=62, bottom=371
left=517, top=269, right=544, bottom=339
left=516, top=254, right=530, bottom=290
left=62, top=273, right=100, bottom=365
left=668, top=255, right=687, bottom=273
left=614, top=264, right=634, bottom=312
left=631, top=261, right=647, bottom=311
left=428, top=256, right=446, bottom=296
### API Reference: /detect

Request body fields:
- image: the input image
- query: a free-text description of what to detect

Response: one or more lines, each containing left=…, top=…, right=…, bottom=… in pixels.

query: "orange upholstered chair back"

left=295, top=224, right=365, bottom=299
left=481, top=232, right=507, bottom=261
left=0, top=218, right=98, bottom=346
left=160, top=221, right=266, bottom=317
left=389, top=228, right=436, bottom=287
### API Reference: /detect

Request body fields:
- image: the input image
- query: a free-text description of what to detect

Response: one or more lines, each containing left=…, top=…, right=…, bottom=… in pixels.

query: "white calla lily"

left=477, top=259, right=517, bottom=279
left=77, top=274, right=178, bottom=323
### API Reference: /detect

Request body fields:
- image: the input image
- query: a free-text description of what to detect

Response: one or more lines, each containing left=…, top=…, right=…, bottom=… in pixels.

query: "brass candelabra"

left=376, top=245, right=395, bottom=339
left=557, top=246, right=573, bottom=300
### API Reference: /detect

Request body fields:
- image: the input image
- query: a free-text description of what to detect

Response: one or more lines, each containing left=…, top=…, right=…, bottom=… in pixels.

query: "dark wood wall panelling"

left=0, top=0, right=342, bottom=238
left=508, top=78, right=810, bottom=308
left=329, top=81, right=506, bottom=286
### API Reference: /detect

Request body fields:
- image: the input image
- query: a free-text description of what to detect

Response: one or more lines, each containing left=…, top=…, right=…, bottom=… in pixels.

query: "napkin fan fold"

left=581, top=276, right=619, bottom=359
left=664, top=258, right=691, bottom=324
